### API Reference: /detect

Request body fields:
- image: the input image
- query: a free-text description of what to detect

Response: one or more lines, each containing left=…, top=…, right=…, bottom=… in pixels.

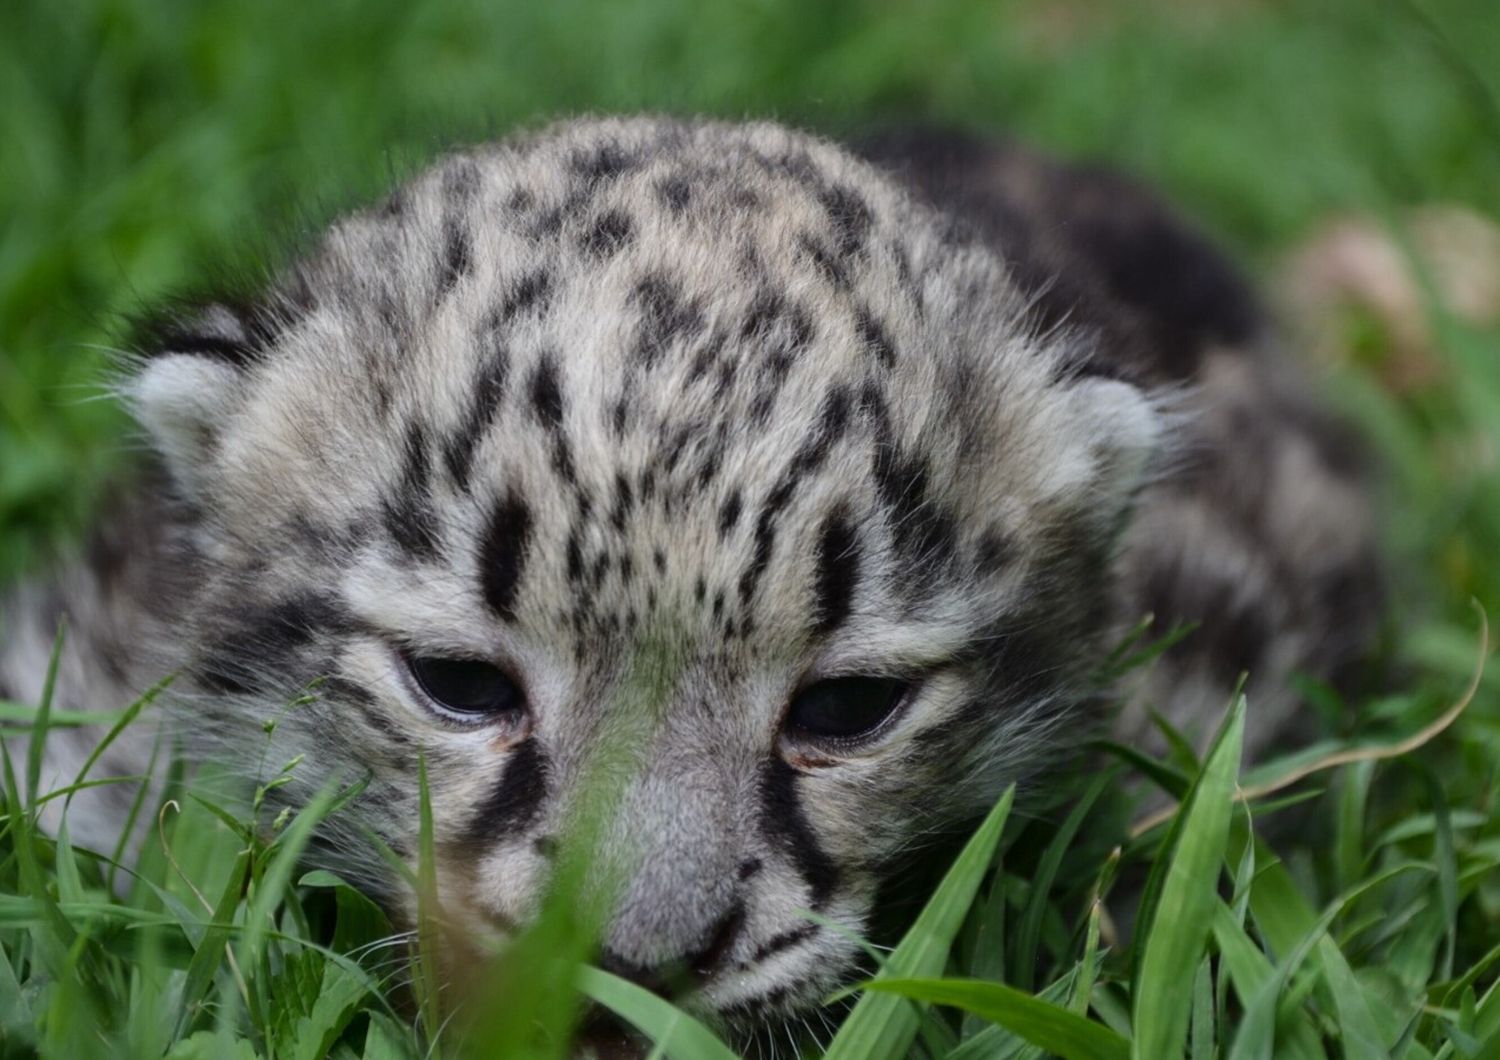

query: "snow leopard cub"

left=1, top=116, right=1378, bottom=1027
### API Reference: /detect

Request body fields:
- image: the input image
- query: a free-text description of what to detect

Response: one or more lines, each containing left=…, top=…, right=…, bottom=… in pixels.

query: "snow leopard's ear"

left=1055, top=374, right=1169, bottom=529
left=124, top=303, right=263, bottom=490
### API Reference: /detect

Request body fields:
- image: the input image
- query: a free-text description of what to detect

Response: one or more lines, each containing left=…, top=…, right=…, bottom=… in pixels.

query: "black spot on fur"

left=438, top=160, right=479, bottom=292
left=684, top=330, right=725, bottom=386
left=798, top=233, right=849, bottom=288
left=529, top=355, right=566, bottom=430
left=740, top=290, right=815, bottom=423
left=443, top=334, right=511, bottom=490
left=439, top=220, right=472, bottom=293
left=873, top=448, right=956, bottom=573
left=758, top=759, right=839, bottom=907
left=819, top=184, right=873, bottom=258
left=581, top=209, right=634, bottom=258
left=740, top=290, right=814, bottom=357
left=480, top=490, right=534, bottom=622
left=738, top=512, right=776, bottom=606
left=718, top=490, right=742, bottom=537
left=461, top=741, right=550, bottom=847
left=610, top=471, right=634, bottom=532
left=572, top=143, right=635, bottom=184
left=633, top=273, right=705, bottom=367
left=854, top=306, right=896, bottom=367
left=565, top=528, right=584, bottom=583
left=383, top=422, right=440, bottom=557
left=501, top=269, right=553, bottom=322
left=813, top=511, right=860, bottom=635
left=657, top=175, right=691, bottom=212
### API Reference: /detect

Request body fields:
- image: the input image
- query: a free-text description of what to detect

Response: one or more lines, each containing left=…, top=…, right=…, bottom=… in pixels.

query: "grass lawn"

left=3, top=0, right=1500, bottom=1056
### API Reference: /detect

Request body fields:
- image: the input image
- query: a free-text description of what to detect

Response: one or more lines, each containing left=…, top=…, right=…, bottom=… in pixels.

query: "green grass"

left=3, top=0, right=1500, bottom=1056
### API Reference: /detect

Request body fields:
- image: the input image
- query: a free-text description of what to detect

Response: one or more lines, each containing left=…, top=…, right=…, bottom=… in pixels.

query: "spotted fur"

left=1, top=116, right=1378, bottom=1032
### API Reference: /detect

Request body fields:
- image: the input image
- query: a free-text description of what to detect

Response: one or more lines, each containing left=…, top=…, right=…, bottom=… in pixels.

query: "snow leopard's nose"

left=591, top=745, right=755, bottom=991
left=597, top=902, right=745, bottom=997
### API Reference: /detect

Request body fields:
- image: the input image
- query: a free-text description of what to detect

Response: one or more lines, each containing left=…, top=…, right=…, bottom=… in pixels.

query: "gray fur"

left=0, top=116, right=1378, bottom=1030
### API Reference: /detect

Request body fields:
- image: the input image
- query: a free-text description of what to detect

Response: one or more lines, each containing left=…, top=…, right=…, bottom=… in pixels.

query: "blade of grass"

left=577, top=967, right=740, bottom=1060
left=1132, top=693, right=1244, bottom=1060
left=175, top=845, right=252, bottom=1037
left=1012, top=768, right=1113, bottom=991
left=413, top=753, right=443, bottom=1049
left=25, top=619, right=65, bottom=806
left=821, top=784, right=1015, bottom=1060
left=238, top=778, right=344, bottom=991
left=65, top=673, right=171, bottom=802
left=1210, top=902, right=1325, bottom=1060
left=858, top=978, right=1128, bottom=1060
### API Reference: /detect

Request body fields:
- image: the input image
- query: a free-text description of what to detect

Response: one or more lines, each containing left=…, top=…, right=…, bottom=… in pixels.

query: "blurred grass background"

left=2, top=0, right=1499, bottom=592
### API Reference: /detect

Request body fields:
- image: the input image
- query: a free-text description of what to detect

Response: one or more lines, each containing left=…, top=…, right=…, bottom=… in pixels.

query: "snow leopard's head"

left=126, top=117, right=1163, bottom=1030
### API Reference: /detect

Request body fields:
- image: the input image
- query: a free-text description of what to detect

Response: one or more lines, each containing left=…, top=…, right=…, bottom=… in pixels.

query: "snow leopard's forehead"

left=176, top=117, right=1118, bottom=663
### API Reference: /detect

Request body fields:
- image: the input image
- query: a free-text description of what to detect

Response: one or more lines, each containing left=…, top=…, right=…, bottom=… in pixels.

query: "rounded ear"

left=1060, top=376, right=1169, bottom=526
left=124, top=305, right=258, bottom=491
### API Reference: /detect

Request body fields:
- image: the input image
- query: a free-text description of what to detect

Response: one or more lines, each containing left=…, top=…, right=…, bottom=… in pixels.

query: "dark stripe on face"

left=529, top=353, right=580, bottom=486
left=461, top=741, right=550, bottom=847
left=443, top=333, right=511, bottom=491
left=813, top=511, right=860, bottom=635
left=480, top=489, right=534, bottom=622
left=872, top=447, right=956, bottom=575
left=737, top=388, right=851, bottom=608
left=323, top=676, right=415, bottom=761
left=383, top=421, right=440, bottom=557
left=758, top=759, right=839, bottom=907
left=195, top=593, right=350, bottom=694
left=752, top=923, right=818, bottom=963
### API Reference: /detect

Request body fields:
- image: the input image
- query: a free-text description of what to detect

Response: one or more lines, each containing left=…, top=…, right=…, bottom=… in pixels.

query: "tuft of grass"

left=1, top=615, right=1495, bottom=1057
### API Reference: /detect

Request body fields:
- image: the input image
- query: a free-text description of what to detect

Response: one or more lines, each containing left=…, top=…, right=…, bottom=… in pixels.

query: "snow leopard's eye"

left=405, top=655, right=524, bottom=719
left=785, top=676, right=910, bottom=744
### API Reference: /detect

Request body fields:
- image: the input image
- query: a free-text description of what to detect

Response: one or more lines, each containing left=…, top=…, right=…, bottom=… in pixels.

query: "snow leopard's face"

left=128, top=118, right=1161, bottom=1028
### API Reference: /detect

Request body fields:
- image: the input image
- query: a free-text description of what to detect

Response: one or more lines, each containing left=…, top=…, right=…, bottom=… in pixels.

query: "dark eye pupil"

left=787, top=676, right=908, bottom=741
left=407, top=656, right=521, bottom=716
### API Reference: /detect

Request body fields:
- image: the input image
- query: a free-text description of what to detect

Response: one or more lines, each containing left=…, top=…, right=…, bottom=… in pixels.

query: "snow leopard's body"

left=1, top=117, right=1378, bottom=1030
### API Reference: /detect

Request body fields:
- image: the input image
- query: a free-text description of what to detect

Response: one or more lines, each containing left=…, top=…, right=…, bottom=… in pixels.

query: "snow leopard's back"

left=1, top=116, right=1379, bottom=1027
